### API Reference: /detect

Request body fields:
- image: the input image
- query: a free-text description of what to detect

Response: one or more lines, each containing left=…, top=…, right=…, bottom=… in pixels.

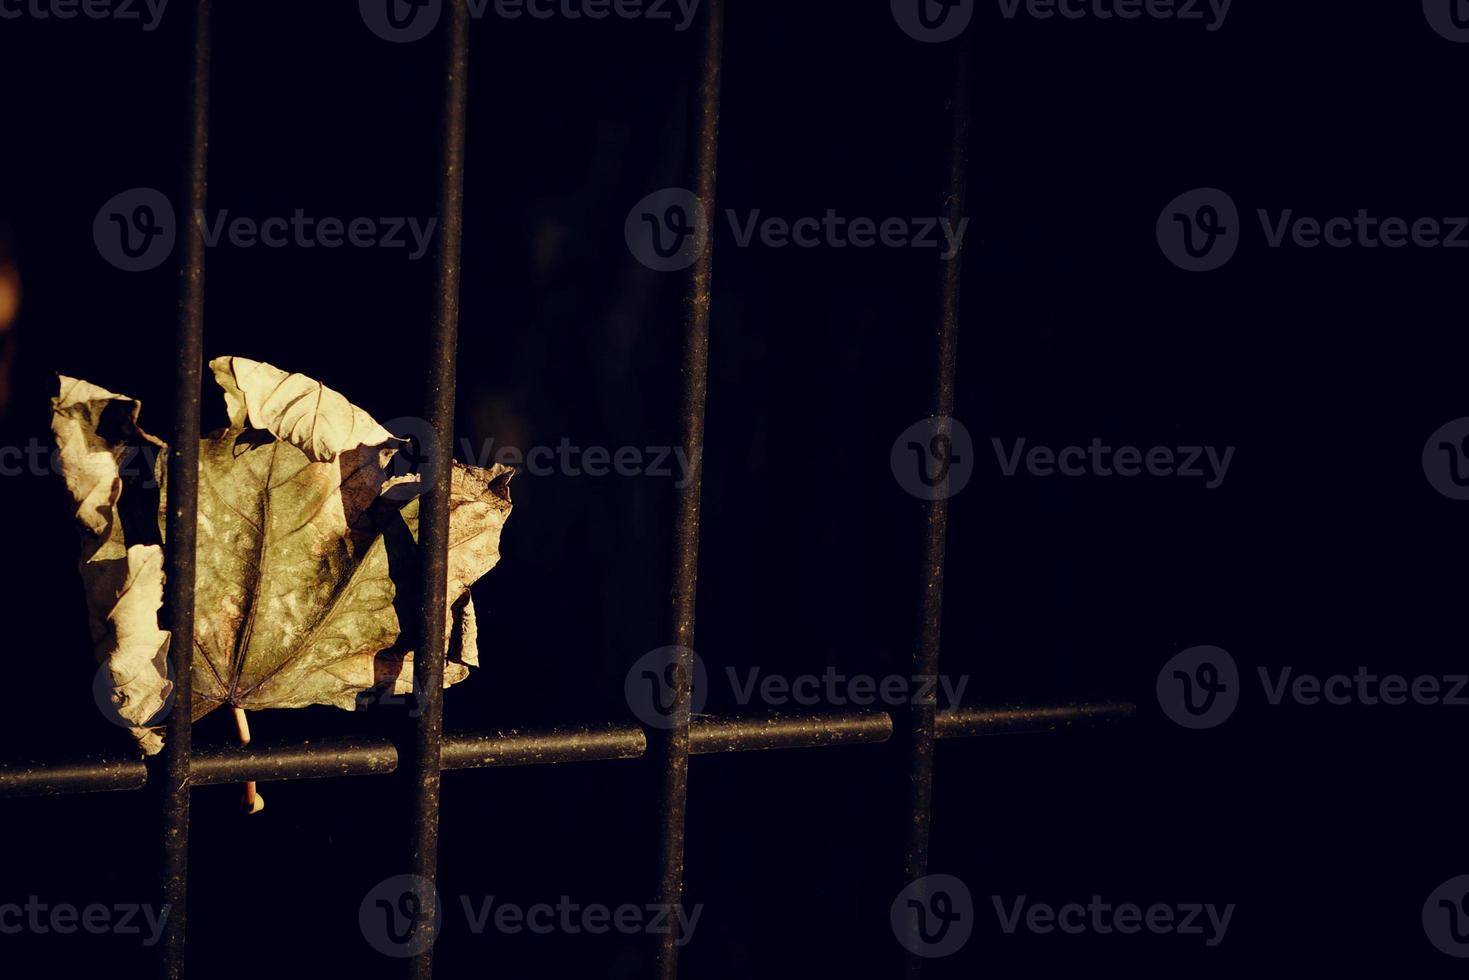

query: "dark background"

left=0, top=2, right=1464, bottom=977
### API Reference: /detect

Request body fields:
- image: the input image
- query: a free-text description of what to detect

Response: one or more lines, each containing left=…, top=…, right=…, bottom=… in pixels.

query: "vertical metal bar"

left=159, top=1, right=210, bottom=976
left=410, top=2, right=469, bottom=977
left=899, top=32, right=972, bottom=980
left=652, top=2, right=723, bottom=978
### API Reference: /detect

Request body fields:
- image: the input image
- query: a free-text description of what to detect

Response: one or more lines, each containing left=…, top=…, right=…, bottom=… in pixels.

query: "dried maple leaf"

left=52, top=356, right=513, bottom=756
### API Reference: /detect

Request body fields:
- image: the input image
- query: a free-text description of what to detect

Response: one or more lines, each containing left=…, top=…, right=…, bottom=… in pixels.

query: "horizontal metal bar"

left=936, top=700, right=1134, bottom=738
left=0, top=701, right=1133, bottom=799
left=692, top=710, right=892, bottom=753
left=442, top=722, right=647, bottom=769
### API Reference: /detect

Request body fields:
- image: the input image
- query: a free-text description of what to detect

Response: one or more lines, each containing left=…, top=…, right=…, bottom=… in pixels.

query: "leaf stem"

left=232, top=707, right=264, bottom=814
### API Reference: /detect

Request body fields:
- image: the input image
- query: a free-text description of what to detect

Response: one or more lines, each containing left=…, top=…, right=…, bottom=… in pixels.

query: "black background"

left=0, top=1, right=1464, bottom=977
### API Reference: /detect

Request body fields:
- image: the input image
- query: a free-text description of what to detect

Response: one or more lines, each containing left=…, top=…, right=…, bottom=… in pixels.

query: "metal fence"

left=0, top=2, right=1135, bottom=977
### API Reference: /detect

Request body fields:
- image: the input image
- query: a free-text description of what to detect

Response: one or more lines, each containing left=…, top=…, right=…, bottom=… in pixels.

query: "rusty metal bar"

left=651, top=2, right=725, bottom=978
left=0, top=702, right=1135, bottom=798
left=158, top=0, right=210, bottom=975
left=899, top=31, right=973, bottom=980
left=409, top=2, right=471, bottom=976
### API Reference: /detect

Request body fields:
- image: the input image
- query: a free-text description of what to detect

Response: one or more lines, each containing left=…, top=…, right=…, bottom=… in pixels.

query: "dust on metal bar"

left=444, top=723, right=648, bottom=769
left=158, top=1, right=211, bottom=976
left=651, top=2, right=725, bottom=979
left=0, top=702, right=1135, bottom=799
left=409, top=2, right=471, bottom=977
left=936, top=700, right=1135, bottom=737
left=690, top=710, right=891, bottom=754
left=900, top=31, right=973, bottom=980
